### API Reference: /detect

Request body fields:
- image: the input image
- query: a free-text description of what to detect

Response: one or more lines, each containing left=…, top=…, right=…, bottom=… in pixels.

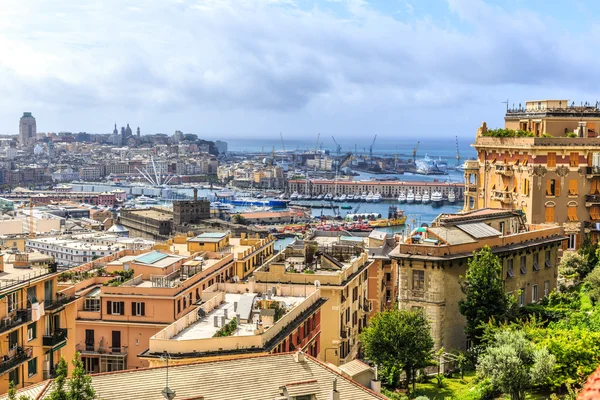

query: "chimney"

left=193, top=188, right=198, bottom=201
left=330, top=377, right=340, bottom=400
left=370, top=364, right=381, bottom=393
left=294, top=351, right=305, bottom=364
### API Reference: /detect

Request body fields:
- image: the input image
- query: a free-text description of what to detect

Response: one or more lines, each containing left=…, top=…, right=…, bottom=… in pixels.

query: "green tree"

left=360, top=309, right=434, bottom=390
left=458, top=246, right=516, bottom=343
left=559, top=251, right=586, bottom=279
left=585, top=267, right=600, bottom=305
left=48, top=353, right=95, bottom=400
left=68, top=352, right=96, bottom=400
left=477, top=330, right=555, bottom=400
left=576, top=236, right=598, bottom=279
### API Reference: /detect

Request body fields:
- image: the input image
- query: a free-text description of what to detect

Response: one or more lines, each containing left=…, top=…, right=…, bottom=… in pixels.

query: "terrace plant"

left=213, top=318, right=238, bottom=337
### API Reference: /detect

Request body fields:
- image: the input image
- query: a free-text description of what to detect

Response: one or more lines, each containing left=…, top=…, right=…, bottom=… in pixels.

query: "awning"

left=52, top=341, right=67, bottom=352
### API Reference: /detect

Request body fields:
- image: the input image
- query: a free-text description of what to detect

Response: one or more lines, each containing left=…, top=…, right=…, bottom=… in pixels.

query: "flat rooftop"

left=123, top=208, right=172, bottom=220
left=172, top=292, right=306, bottom=340
left=189, top=232, right=229, bottom=243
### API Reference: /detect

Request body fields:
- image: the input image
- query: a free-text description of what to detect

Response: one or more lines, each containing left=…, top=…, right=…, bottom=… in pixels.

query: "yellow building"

left=390, top=209, right=564, bottom=352
left=252, top=241, right=376, bottom=366
left=466, top=100, right=600, bottom=248
left=0, top=252, right=77, bottom=393
left=187, top=232, right=230, bottom=252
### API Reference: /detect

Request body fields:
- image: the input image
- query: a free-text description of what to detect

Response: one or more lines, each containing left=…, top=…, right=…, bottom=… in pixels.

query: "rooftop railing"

left=0, top=268, right=51, bottom=291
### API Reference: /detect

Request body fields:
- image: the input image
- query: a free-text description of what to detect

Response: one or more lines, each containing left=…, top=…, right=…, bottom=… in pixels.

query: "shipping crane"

left=331, top=136, right=341, bottom=156
left=455, top=136, right=461, bottom=166
left=369, top=134, right=377, bottom=164
left=412, top=141, right=420, bottom=164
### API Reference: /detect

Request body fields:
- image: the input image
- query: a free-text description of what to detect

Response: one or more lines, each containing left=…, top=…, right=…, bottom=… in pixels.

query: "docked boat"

left=324, top=193, right=333, bottom=201
left=372, top=193, right=382, bottom=203
left=333, top=195, right=340, bottom=202
left=422, top=190, right=430, bottom=204
left=415, top=154, right=448, bottom=175
left=368, top=206, right=406, bottom=227
left=448, top=190, right=456, bottom=204
left=241, top=205, right=272, bottom=213
left=341, top=205, right=352, bottom=210
left=406, top=190, right=415, bottom=204
left=415, top=192, right=422, bottom=203
left=347, top=194, right=355, bottom=202
left=360, top=192, right=368, bottom=202
left=135, top=195, right=160, bottom=205
left=365, top=192, right=374, bottom=202
left=339, top=194, right=347, bottom=202
left=210, top=201, right=234, bottom=212
left=316, top=194, right=324, bottom=200
left=398, top=192, right=406, bottom=203
left=431, top=191, right=443, bottom=207
left=290, top=192, right=299, bottom=201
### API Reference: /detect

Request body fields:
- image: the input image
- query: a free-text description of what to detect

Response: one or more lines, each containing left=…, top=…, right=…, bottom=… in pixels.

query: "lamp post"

left=324, top=347, right=338, bottom=363
left=161, top=351, right=176, bottom=400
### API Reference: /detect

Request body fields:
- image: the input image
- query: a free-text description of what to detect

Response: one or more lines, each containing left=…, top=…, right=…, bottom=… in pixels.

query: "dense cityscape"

left=3, top=1, right=600, bottom=399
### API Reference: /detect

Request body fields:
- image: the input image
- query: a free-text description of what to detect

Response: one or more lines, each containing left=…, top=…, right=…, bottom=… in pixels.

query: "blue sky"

left=0, top=0, right=599, bottom=141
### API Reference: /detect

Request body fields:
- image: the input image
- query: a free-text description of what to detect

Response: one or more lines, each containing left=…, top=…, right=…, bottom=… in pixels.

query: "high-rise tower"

left=19, top=112, right=37, bottom=146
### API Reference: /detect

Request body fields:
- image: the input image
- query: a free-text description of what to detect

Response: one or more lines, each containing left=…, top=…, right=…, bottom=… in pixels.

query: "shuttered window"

left=547, top=152, right=556, bottom=168
left=568, top=206, right=578, bottom=222
left=570, top=152, right=579, bottom=167
left=569, top=180, right=578, bottom=195
left=545, top=206, right=555, bottom=223
left=591, top=178, right=600, bottom=195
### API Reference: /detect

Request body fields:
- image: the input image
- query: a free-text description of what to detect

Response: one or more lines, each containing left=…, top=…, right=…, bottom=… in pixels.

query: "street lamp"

left=160, top=351, right=176, bottom=400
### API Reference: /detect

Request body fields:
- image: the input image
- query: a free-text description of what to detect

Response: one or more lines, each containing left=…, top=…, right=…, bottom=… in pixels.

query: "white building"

left=26, top=236, right=126, bottom=267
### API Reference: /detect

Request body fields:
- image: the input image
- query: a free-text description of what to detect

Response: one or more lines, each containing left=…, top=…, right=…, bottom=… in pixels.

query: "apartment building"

left=26, top=237, right=125, bottom=267
left=139, top=282, right=325, bottom=365
left=252, top=241, right=376, bottom=366
left=466, top=99, right=600, bottom=248
left=65, top=250, right=237, bottom=373
left=0, top=253, right=77, bottom=393
left=186, top=232, right=276, bottom=280
left=389, top=209, right=564, bottom=351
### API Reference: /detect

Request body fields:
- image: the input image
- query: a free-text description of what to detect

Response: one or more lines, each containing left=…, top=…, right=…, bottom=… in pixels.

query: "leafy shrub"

left=559, top=252, right=585, bottom=279
left=585, top=267, right=600, bottom=305
left=566, top=132, right=578, bottom=138
left=482, top=128, right=535, bottom=138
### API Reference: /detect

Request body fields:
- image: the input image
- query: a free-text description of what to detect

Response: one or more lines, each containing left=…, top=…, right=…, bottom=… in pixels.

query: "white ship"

left=415, top=192, right=422, bottom=203
left=415, top=154, right=448, bottom=175
left=431, top=191, right=443, bottom=207
left=398, top=192, right=406, bottom=203
left=406, top=190, right=415, bottom=204
left=448, top=190, right=456, bottom=204
left=422, top=190, right=430, bottom=204
left=372, top=193, right=382, bottom=203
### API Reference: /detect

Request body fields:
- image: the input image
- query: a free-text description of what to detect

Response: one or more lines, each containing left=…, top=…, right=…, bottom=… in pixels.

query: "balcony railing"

left=76, top=344, right=127, bottom=356
left=0, top=347, right=33, bottom=375
left=585, top=221, right=600, bottom=231
left=43, top=328, right=68, bottom=347
left=492, top=190, right=513, bottom=204
left=45, top=294, right=78, bottom=312
left=494, top=165, right=514, bottom=176
left=587, top=166, right=600, bottom=175
left=0, top=309, right=31, bottom=335
left=586, top=194, right=600, bottom=205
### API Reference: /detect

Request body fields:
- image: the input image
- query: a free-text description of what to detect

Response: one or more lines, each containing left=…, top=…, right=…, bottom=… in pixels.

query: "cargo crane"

left=411, top=141, right=420, bottom=164
left=331, top=136, right=341, bottom=156
left=369, top=134, right=377, bottom=164
left=455, top=136, right=461, bottom=166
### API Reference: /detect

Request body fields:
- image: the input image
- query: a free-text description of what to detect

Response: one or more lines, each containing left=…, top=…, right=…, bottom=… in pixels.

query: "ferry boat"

left=415, top=154, right=448, bottom=175
left=448, top=190, right=456, bottom=204
left=422, top=190, right=430, bottom=204
left=415, top=192, right=422, bottom=203
left=431, top=191, right=443, bottom=207
left=135, top=195, right=160, bottom=205
left=406, top=190, right=415, bottom=204
left=398, top=192, right=406, bottom=203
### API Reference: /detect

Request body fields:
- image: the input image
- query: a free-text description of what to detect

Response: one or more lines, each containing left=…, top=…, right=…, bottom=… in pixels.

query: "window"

left=568, top=206, right=578, bottom=222
left=532, top=284, right=538, bottom=303
left=570, top=152, right=579, bottom=167
left=7, top=292, right=17, bottom=313
left=27, top=322, right=36, bottom=341
left=9, top=368, right=19, bottom=385
left=28, top=358, right=37, bottom=377
left=85, top=298, right=100, bottom=312
left=568, top=234, right=577, bottom=250
left=412, top=270, right=425, bottom=291
left=131, top=302, right=145, bottom=316
left=507, top=258, right=515, bottom=278
left=177, top=299, right=181, bottom=314
left=545, top=206, right=555, bottom=223
left=533, top=253, right=540, bottom=271
left=544, top=281, right=549, bottom=297
left=569, top=180, right=578, bottom=195
left=8, top=330, right=18, bottom=350
left=519, top=289, right=525, bottom=307
left=106, top=301, right=124, bottom=315
left=545, top=250, right=552, bottom=268
left=546, top=179, right=559, bottom=196
left=520, top=256, right=527, bottom=275
left=547, top=152, right=556, bottom=168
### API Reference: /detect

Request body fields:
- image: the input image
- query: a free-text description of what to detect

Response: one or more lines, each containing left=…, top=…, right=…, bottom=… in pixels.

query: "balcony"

left=585, top=221, right=600, bottom=232
left=587, top=166, right=600, bottom=176
left=0, top=310, right=31, bottom=335
left=492, top=190, right=513, bottom=204
left=43, top=328, right=68, bottom=347
left=586, top=194, right=600, bottom=206
left=494, top=165, right=514, bottom=176
left=45, top=294, right=79, bottom=313
left=76, top=344, right=127, bottom=356
left=0, top=347, right=33, bottom=375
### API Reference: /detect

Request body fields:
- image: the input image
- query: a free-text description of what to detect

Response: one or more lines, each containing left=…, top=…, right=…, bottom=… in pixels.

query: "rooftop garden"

left=103, top=269, right=135, bottom=287
left=481, top=128, right=535, bottom=138
left=213, top=318, right=238, bottom=337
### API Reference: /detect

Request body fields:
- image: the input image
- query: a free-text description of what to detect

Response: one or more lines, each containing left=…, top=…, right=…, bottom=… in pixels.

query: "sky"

left=1, top=0, right=599, bottom=141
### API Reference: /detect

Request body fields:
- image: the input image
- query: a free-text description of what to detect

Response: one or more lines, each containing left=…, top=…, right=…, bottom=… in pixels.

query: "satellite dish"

left=314, top=280, right=321, bottom=288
